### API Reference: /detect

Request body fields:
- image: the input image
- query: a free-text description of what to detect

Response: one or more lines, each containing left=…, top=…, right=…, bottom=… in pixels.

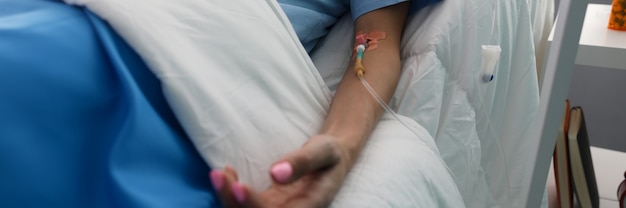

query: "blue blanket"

left=0, top=0, right=219, bottom=207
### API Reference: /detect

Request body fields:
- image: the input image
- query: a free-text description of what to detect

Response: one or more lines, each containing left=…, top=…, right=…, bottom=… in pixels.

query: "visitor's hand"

left=210, top=134, right=353, bottom=207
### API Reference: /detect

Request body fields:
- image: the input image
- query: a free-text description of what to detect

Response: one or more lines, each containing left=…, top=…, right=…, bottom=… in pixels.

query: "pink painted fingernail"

left=270, top=162, right=293, bottom=183
left=210, top=170, right=223, bottom=190
left=231, top=183, right=246, bottom=204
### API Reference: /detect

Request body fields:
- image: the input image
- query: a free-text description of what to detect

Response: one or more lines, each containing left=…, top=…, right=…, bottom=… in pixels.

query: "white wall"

left=560, top=0, right=626, bottom=152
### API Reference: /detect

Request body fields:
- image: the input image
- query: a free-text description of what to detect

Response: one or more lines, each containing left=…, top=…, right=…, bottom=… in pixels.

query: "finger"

left=223, top=167, right=267, bottom=207
left=211, top=169, right=240, bottom=207
left=230, top=182, right=266, bottom=207
left=209, top=170, right=224, bottom=191
left=224, top=165, right=239, bottom=181
left=270, top=135, right=342, bottom=184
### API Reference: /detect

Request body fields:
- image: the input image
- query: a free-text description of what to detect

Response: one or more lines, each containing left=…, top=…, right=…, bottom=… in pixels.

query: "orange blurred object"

left=609, top=0, right=626, bottom=31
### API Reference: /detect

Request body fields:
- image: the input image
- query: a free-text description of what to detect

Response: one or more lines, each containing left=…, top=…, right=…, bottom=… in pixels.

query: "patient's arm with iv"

left=321, top=2, right=408, bottom=167
left=210, top=3, right=410, bottom=207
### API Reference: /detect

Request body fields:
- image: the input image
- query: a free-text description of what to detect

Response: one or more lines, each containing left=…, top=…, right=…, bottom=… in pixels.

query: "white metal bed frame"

left=524, top=0, right=589, bottom=207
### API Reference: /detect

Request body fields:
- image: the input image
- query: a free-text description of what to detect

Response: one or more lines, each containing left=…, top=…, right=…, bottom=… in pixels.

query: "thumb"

left=270, top=135, right=343, bottom=184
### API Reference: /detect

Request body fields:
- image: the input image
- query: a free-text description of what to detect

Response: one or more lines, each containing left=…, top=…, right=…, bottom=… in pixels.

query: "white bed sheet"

left=311, top=0, right=551, bottom=207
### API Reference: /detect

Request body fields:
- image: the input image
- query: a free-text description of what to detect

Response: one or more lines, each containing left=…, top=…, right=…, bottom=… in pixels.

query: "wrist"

left=317, top=132, right=364, bottom=169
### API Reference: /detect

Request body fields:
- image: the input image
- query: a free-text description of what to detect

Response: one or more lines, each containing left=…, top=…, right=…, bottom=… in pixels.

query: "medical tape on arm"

left=353, top=31, right=387, bottom=78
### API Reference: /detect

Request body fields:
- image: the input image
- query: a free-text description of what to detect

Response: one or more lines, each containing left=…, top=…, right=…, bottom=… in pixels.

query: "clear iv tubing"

left=354, top=44, right=418, bottom=137
left=482, top=0, right=513, bottom=198
left=355, top=44, right=459, bottom=182
left=358, top=77, right=410, bottom=128
left=357, top=59, right=517, bottom=196
left=358, top=73, right=459, bottom=182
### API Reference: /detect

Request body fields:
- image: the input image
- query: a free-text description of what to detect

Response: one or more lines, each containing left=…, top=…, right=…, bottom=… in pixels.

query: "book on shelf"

left=553, top=102, right=599, bottom=208
left=553, top=100, right=572, bottom=208
left=567, top=107, right=599, bottom=208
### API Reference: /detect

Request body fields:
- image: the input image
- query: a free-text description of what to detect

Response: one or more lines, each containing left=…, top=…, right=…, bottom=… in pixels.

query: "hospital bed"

left=0, top=0, right=557, bottom=207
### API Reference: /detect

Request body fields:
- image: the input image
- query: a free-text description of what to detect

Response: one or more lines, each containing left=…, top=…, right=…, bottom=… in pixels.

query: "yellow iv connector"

left=354, top=44, right=366, bottom=78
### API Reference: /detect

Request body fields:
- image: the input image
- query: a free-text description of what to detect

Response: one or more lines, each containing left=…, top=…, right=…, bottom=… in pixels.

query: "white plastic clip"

left=480, top=45, right=501, bottom=83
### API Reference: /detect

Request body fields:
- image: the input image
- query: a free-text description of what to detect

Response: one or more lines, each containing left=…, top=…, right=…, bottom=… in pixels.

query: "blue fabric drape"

left=0, top=1, right=219, bottom=207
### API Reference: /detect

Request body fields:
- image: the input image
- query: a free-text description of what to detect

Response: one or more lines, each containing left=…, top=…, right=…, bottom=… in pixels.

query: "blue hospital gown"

left=279, top=0, right=442, bottom=52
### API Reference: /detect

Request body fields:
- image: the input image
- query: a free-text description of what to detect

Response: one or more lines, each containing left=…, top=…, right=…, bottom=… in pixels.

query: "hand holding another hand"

left=210, top=135, right=353, bottom=208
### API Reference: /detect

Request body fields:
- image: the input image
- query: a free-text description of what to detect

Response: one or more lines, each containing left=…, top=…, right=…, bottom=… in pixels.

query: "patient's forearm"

left=319, top=3, right=409, bottom=166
